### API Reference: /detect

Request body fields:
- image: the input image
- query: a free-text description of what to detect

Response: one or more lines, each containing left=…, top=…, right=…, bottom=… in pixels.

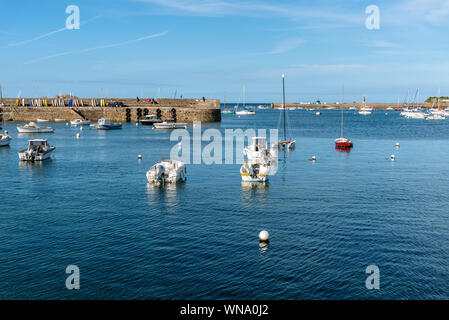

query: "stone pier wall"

left=0, top=98, right=221, bottom=122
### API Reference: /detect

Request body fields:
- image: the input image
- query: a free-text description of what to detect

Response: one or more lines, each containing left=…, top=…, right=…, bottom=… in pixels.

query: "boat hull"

left=18, top=148, right=55, bottom=161
left=96, top=124, right=122, bottom=130
left=153, top=123, right=187, bottom=129
left=17, top=127, right=54, bottom=133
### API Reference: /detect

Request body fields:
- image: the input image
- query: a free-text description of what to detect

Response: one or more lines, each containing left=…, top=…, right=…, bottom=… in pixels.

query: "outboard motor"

left=156, top=165, right=165, bottom=184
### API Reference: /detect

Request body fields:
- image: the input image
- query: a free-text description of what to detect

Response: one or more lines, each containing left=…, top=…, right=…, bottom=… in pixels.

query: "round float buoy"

left=311, top=156, right=316, bottom=162
left=138, top=154, right=142, bottom=160
left=66, top=123, right=69, bottom=126
left=396, top=142, right=400, bottom=148
left=259, top=230, right=270, bottom=242
left=178, top=142, right=182, bottom=149
left=136, top=123, right=139, bottom=126
left=80, top=127, right=83, bottom=131
left=391, top=154, right=395, bottom=161
left=76, top=133, right=80, bottom=139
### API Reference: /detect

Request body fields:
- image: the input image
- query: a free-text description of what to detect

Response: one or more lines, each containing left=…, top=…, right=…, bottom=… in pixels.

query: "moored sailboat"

left=277, top=74, right=296, bottom=150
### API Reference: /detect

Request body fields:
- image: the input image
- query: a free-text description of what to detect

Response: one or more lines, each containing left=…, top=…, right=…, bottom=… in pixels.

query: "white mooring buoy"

left=138, top=154, right=142, bottom=160
left=391, top=154, right=395, bottom=161
left=178, top=142, right=182, bottom=149
left=66, top=123, right=69, bottom=126
left=396, top=142, right=400, bottom=148
left=311, top=155, right=317, bottom=162
left=259, top=230, right=270, bottom=242
left=80, top=126, right=83, bottom=131
left=76, top=133, right=80, bottom=139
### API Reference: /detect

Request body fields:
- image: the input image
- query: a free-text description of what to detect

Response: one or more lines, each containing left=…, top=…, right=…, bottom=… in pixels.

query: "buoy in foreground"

left=138, top=154, right=142, bottom=160
left=311, top=156, right=317, bottom=162
left=259, top=230, right=270, bottom=243
left=391, top=154, right=395, bottom=161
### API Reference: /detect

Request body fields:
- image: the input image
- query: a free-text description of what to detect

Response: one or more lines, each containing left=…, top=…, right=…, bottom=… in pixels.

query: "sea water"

left=1, top=108, right=449, bottom=299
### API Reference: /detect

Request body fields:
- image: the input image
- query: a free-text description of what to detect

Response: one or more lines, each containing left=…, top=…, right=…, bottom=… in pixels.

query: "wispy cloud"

left=5, top=15, right=102, bottom=48
left=268, top=37, right=304, bottom=54
left=132, top=0, right=362, bottom=24
left=22, top=31, right=167, bottom=65
left=368, top=40, right=401, bottom=48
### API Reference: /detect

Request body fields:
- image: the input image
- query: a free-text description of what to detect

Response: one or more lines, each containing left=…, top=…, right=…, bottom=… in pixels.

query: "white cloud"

left=22, top=31, right=167, bottom=65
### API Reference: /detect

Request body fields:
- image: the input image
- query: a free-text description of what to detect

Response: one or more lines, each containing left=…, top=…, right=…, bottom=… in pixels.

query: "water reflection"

left=146, top=182, right=186, bottom=212
left=259, top=241, right=269, bottom=253
left=241, top=181, right=269, bottom=205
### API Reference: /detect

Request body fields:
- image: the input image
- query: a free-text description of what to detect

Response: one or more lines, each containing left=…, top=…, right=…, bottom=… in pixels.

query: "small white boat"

left=358, top=96, right=372, bottom=115
left=18, top=139, right=55, bottom=161
left=244, top=137, right=278, bottom=163
left=240, top=159, right=270, bottom=182
left=55, top=119, right=66, bottom=123
left=95, top=118, right=122, bottom=130
left=0, top=113, right=11, bottom=147
left=146, top=159, right=187, bottom=185
left=0, top=133, right=11, bottom=147
left=36, top=119, right=49, bottom=123
left=70, top=119, right=91, bottom=126
left=153, top=119, right=187, bottom=129
left=236, top=109, right=256, bottom=115
left=358, top=109, right=372, bottom=115
left=17, top=122, right=54, bottom=133
left=139, top=115, right=163, bottom=126
left=316, top=111, right=321, bottom=115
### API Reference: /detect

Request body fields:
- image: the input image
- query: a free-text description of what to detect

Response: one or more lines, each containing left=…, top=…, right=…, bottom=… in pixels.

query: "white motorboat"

left=139, top=114, right=163, bottom=126
left=358, top=109, right=372, bottom=115
left=153, top=119, right=187, bottom=129
left=95, top=118, right=122, bottom=130
left=36, top=119, right=49, bottom=123
left=146, top=159, right=187, bottom=185
left=17, top=122, right=54, bottom=133
left=70, top=119, right=91, bottom=126
left=244, top=137, right=278, bottom=164
left=426, top=114, right=445, bottom=120
left=401, top=110, right=425, bottom=119
left=236, top=109, right=256, bottom=115
left=18, top=139, right=55, bottom=161
left=240, top=159, right=270, bottom=182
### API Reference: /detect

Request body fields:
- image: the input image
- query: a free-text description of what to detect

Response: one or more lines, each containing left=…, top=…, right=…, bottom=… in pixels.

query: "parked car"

left=107, top=101, right=124, bottom=107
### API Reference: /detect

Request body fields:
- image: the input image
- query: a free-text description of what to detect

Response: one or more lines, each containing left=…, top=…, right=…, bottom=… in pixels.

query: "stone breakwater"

left=270, top=102, right=444, bottom=109
left=0, top=98, right=221, bottom=122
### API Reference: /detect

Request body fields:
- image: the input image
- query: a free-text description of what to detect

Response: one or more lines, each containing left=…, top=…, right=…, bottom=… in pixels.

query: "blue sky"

left=1, top=0, right=449, bottom=102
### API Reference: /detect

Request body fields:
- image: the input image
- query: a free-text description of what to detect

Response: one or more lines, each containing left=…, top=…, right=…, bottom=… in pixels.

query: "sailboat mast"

left=282, top=74, right=286, bottom=141
left=341, top=84, right=344, bottom=137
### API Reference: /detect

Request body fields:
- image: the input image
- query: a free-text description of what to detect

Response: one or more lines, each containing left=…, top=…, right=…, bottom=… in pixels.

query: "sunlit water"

left=1, top=108, right=449, bottom=299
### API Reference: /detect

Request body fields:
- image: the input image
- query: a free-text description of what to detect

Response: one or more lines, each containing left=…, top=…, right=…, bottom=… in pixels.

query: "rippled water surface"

left=2, top=108, right=449, bottom=299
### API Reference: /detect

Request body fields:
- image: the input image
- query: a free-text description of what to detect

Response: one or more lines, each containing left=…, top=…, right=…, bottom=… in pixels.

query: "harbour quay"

left=0, top=97, right=221, bottom=122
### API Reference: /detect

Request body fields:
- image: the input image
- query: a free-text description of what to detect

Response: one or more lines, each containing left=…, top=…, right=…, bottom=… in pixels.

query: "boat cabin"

left=27, top=139, right=50, bottom=152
